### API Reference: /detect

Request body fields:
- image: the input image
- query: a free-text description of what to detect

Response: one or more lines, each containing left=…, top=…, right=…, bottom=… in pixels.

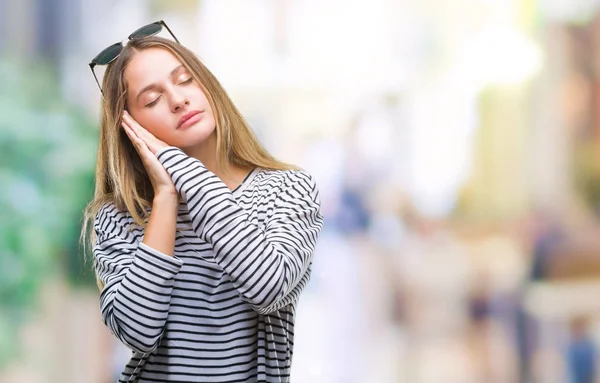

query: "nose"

left=170, top=87, right=189, bottom=113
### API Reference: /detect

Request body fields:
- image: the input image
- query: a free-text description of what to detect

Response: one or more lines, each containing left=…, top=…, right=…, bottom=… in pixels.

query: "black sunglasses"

left=88, top=20, right=180, bottom=96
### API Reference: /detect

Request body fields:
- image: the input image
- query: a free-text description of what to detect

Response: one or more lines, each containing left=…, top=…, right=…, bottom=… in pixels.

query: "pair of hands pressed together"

left=121, top=111, right=178, bottom=199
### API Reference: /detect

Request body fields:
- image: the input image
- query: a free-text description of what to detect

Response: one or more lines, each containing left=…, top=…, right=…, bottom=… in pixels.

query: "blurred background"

left=5, top=0, right=600, bottom=382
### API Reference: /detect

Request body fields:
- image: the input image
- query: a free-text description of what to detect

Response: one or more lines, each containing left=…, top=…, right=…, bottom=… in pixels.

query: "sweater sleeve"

left=93, top=203, right=183, bottom=353
left=156, top=147, right=324, bottom=314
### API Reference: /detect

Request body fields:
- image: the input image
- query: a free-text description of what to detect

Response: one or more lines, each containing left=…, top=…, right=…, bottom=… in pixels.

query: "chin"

left=176, top=122, right=216, bottom=148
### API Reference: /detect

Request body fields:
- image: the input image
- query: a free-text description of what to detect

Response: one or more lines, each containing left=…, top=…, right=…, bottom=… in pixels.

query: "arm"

left=143, top=193, right=179, bottom=255
left=94, top=200, right=181, bottom=353
left=157, top=147, right=324, bottom=314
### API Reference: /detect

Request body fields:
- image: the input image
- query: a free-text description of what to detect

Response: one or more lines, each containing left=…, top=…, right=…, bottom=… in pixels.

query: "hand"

left=122, top=111, right=168, bottom=155
left=121, top=111, right=177, bottom=198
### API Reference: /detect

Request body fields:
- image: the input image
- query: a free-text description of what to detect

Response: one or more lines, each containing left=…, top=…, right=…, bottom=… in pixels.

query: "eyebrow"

left=135, top=65, right=186, bottom=102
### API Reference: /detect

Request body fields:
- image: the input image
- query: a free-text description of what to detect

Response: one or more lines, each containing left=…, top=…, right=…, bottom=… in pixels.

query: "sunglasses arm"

left=89, top=63, right=106, bottom=101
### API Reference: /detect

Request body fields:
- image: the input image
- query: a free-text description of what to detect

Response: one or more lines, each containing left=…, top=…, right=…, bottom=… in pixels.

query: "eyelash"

left=144, top=78, right=194, bottom=108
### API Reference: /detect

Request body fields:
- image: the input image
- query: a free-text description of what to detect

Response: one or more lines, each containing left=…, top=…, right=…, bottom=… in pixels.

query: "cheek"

left=192, top=87, right=210, bottom=107
left=136, top=109, right=174, bottom=139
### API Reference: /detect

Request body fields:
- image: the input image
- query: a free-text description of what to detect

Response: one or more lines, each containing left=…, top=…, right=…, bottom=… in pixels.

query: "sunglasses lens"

left=130, top=23, right=162, bottom=39
left=93, top=42, right=123, bottom=65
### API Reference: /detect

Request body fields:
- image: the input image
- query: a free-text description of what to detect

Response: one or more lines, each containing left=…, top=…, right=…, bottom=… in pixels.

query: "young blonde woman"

left=82, top=21, right=323, bottom=382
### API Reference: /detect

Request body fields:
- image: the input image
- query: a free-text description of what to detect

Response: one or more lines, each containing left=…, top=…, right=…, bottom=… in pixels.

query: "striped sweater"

left=93, top=147, right=324, bottom=382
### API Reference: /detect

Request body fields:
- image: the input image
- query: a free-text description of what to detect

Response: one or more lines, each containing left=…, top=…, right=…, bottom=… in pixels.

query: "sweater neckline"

left=232, top=168, right=260, bottom=196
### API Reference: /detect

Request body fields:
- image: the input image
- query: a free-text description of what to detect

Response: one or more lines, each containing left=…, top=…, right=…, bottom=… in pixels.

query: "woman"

left=82, top=21, right=323, bottom=382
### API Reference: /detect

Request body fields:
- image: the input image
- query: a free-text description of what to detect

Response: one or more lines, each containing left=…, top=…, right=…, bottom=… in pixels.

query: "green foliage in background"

left=0, top=59, right=97, bottom=368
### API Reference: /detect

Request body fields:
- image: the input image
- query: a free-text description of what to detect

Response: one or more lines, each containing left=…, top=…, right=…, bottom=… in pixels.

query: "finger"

left=121, top=119, right=130, bottom=134
left=122, top=120, right=136, bottom=139
left=122, top=112, right=166, bottom=154
left=131, top=120, right=152, bottom=141
left=125, top=114, right=155, bottom=140
left=122, top=121, right=133, bottom=139
left=123, top=124, right=146, bottom=151
left=122, top=126, right=138, bottom=151
left=122, top=121, right=138, bottom=141
left=122, top=119, right=145, bottom=145
left=122, top=112, right=140, bottom=133
left=122, top=111, right=130, bottom=126
left=122, top=116, right=137, bottom=136
left=128, top=122, right=160, bottom=154
left=123, top=110, right=134, bottom=121
left=123, top=111, right=141, bottom=130
left=127, top=124, right=155, bottom=153
left=123, top=113, right=153, bottom=143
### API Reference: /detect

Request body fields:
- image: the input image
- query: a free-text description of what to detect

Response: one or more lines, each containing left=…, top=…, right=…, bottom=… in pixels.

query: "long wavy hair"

left=81, top=36, right=295, bottom=272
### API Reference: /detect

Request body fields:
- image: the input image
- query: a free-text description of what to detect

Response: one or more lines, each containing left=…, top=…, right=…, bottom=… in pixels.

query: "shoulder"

left=253, top=168, right=321, bottom=209
left=256, top=168, right=318, bottom=195
left=93, top=201, right=138, bottom=236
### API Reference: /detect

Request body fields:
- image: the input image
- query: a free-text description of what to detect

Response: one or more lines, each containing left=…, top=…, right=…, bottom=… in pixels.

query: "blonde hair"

left=81, top=36, right=295, bottom=274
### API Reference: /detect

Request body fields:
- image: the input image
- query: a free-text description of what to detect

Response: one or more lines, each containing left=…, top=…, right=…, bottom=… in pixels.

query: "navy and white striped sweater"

left=94, top=147, right=323, bottom=382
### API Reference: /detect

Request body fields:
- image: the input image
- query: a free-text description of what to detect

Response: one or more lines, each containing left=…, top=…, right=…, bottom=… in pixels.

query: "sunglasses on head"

left=88, top=20, right=179, bottom=96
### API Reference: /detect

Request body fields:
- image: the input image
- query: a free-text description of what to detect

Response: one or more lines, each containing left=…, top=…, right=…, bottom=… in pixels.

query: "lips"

left=177, top=110, right=203, bottom=129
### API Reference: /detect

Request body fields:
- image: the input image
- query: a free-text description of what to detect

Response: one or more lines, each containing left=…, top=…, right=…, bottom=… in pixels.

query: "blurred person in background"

left=81, top=21, right=323, bottom=382
left=567, top=316, right=597, bottom=383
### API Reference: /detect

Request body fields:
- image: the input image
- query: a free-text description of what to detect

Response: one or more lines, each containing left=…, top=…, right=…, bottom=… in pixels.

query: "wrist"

left=153, top=190, right=179, bottom=206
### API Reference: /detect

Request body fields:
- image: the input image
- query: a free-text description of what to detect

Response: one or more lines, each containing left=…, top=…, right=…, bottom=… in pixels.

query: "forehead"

left=124, top=48, right=184, bottom=88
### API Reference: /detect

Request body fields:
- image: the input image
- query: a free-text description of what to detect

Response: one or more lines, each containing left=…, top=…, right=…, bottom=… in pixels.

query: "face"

left=123, top=47, right=216, bottom=149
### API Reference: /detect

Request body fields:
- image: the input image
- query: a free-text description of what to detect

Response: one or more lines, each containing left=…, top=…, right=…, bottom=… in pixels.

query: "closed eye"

left=144, top=78, right=192, bottom=107
left=145, top=95, right=161, bottom=107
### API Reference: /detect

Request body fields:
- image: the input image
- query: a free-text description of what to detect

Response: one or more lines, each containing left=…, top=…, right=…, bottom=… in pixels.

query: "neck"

left=182, top=132, right=251, bottom=190
left=183, top=132, right=221, bottom=174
